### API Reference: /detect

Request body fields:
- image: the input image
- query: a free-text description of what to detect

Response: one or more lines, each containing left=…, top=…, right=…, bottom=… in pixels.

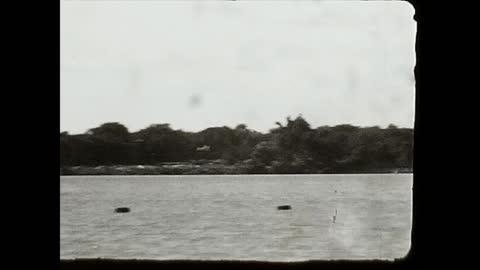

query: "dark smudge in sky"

left=188, top=94, right=203, bottom=109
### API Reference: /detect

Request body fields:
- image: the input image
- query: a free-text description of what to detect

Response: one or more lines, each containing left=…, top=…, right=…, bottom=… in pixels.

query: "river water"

left=60, top=174, right=412, bottom=261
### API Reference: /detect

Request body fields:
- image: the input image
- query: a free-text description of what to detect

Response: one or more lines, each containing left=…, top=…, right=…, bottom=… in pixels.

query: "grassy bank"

left=60, top=160, right=412, bottom=176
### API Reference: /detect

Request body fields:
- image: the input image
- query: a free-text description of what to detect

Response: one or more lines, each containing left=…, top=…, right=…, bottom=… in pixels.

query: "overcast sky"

left=60, top=0, right=416, bottom=134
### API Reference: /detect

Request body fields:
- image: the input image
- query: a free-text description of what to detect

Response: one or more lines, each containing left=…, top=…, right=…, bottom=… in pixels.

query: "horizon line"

left=60, top=121, right=414, bottom=135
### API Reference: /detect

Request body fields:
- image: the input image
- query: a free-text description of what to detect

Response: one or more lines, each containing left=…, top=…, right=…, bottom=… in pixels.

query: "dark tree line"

left=60, top=116, right=413, bottom=174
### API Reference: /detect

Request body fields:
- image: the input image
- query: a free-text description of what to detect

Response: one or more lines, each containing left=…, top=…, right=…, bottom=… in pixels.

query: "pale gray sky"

left=60, top=0, right=416, bottom=134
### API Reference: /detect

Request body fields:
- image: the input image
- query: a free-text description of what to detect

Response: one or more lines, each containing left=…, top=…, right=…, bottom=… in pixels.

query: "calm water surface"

left=60, top=174, right=412, bottom=261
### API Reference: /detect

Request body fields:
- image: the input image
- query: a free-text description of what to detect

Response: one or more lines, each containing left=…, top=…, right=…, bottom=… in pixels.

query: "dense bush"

left=60, top=116, right=413, bottom=173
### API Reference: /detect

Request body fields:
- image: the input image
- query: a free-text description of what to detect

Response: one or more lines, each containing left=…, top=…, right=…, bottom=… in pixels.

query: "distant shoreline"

left=60, top=162, right=412, bottom=176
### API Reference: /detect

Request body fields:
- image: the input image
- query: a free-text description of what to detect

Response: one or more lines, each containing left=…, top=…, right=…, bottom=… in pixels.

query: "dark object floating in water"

left=115, top=207, right=130, bottom=213
left=277, top=205, right=292, bottom=210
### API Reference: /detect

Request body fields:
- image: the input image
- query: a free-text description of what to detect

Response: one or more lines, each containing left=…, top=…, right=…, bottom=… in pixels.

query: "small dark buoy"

left=115, top=207, right=130, bottom=213
left=277, top=205, right=292, bottom=210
